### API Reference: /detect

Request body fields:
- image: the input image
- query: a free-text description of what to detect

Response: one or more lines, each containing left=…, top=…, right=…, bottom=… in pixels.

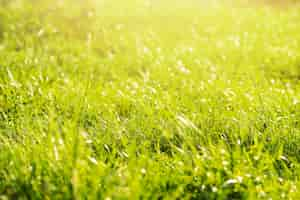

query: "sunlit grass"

left=0, top=0, right=300, bottom=199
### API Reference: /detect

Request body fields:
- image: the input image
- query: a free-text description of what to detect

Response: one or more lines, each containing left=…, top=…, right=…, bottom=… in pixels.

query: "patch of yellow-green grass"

left=0, top=0, right=300, bottom=199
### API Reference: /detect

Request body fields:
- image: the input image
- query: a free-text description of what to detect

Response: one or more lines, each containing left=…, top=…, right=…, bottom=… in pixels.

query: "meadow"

left=0, top=0, right=300, bottom=199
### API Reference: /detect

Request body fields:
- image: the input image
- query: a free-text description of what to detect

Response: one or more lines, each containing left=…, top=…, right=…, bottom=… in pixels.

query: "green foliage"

left=0, top=0, right=300, bottom=199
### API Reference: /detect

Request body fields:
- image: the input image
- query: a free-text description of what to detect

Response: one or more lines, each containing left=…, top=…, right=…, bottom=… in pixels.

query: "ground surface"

left=0, top=0, right=300, bottom=199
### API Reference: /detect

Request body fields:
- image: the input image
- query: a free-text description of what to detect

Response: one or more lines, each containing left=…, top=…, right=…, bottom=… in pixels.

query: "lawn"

left=0, top=0, right=300, bottom=199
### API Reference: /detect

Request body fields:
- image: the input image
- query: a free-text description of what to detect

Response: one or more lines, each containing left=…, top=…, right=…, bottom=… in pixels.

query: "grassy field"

left=1, top=0, right=300, bottom=199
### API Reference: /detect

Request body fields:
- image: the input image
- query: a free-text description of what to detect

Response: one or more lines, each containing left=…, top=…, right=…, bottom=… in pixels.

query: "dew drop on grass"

left=54, top=145, right=59, bottom=161
left=279, top=155, right=289, bottom=162
left=254, top=155, right=260, bottom=161
left=177, top=60, right=190, bottom=74
left=237, top=176, right=243, bottom=183
left=141, top=168, right=146, bottom=174
left=222, top=160, right=229, bottom=166
left=81, top=131, right=89, bottom=139
left=220, top=149, right=226, bottom=155
left=224, top=179, right=238, bottom=185
left=58, top=138, right=64, bottom=146
left=86, top=139, right=93, bottom=144
left=37, top=29, right=44, bottom=37
left=88, top=157, right=98, bottom=165
left=212, top=186, right=218, bottom=193
left=245, top=173, right=252, bottom=178
left=201, top=185, right=206, bottom=191
left=258, top=190, right=266, bottom=198
left=278, top=177, right=283, bottom=183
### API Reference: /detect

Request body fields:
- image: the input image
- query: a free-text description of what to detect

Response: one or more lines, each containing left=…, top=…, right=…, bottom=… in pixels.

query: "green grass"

left=1, top=0, right=300, bottom=199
